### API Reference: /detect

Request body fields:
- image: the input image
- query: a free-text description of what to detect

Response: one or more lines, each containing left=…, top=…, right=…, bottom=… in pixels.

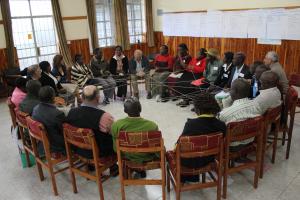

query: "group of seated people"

left=9, top=43, right=290, bottom=183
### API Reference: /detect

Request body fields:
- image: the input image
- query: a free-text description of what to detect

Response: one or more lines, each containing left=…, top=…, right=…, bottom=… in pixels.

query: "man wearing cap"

left=203, top=48, right=223, bottom=86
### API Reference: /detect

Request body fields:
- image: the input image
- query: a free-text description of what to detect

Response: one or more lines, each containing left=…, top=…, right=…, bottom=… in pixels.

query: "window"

left=10, top=0, right=58, bottom=70
left=95, top=0, right=115, bottom=47
left=126, top=0, right=146, bottom=44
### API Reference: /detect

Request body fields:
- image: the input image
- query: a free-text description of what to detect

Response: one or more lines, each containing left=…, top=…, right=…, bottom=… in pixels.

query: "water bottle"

left=253, top=79, right=258, bottom=98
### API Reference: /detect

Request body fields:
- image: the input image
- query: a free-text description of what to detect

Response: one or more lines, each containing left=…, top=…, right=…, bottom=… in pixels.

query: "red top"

left=154, top=54, right=174, bottom=72
left=187, top=57, right=206, bottom=73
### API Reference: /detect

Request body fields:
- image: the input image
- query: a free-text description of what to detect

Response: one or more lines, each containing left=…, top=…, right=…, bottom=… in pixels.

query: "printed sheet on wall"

left=162, top=8, right=300, bottom=40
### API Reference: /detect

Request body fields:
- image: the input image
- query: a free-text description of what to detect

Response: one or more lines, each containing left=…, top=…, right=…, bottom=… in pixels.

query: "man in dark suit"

left=129, top=49, right=151, bottom=99
left=32, top=86, right=66, bottom=153
left=227, top=52, right=252, bottom=88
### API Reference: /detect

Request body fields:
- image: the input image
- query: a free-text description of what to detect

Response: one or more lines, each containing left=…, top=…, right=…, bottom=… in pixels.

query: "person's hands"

left=57, top=76, right=61, bottom=81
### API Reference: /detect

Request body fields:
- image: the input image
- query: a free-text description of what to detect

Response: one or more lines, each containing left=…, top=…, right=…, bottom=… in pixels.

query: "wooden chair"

left=279, top=86, right=298, bottom=159
left=116, top=131, right=166, bottom=200
left=63, top=123, right=117, bottom=200
left=26, top=116, right=68, bottom=196
left=288, top=74, right=300, bottom=113
left=16, top=110, right=33, bottom=167
left=260, top=104, right=282, bottom=178
left=223, top=116, right=264, bottom=199
left=7, top=97, right=17, bottom=129
left=166, top=133, right=224, bottom=200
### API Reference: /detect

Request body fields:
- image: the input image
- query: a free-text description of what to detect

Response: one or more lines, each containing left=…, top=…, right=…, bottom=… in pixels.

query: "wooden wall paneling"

left=154, top=31, right=300, bottom=75
left=68, top=39, right=91, bottom=64
left=0, top=48, right=19, bottom=71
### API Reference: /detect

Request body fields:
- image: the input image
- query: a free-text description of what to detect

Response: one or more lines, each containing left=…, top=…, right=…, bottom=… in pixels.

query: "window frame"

left=126, top=0, right=145, bottom=44
left=95, top=0, right=115, bottom=47
left=10, top=0, right=58, bottom=69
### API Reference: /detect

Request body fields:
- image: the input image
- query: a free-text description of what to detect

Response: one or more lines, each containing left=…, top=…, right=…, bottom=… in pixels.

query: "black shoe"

left=133, top=170, right=147, bottom=179
left=103, top=98, right=110, bottom=104
left=109, top=164, right=119, bottom=177
left=147, top=92, right=152, bottom=99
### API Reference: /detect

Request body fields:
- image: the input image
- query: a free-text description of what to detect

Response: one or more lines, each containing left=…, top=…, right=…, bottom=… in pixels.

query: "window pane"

left=17, top=48, right=36, bottom=59
left=127, top=5, right=132, bottom=20
left=30, top=0, right=53, bottom=16
left=99, top=39, right=106, bottom=47
left=19, top=57, right=38, bottom=70
left=33, top=17, right=56, bottom=47
left=133, top=5, right=141, bottom=19
left=105, top=23, right=111, bottom=36
left=128, top=20, right=134, bottom=35
left=96, top=7, right=104, bottom=21
left=12, top=18, right=35, bottom=49
left=39, top=45, right=57, bottom=55
left=135, top=20, right=142, bottom=34
left=97, top=22, right=105, bottom=38
left=9, top=0, right=31, bottom=17
left=130, top=36, right=135, bottom=43
left=38, top=54, right=55, bottom=64
left=107, top=38, right=112, bottom=46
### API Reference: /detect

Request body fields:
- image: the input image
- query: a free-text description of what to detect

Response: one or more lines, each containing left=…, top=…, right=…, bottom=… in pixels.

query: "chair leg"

left=162, top=162, right=166, bottom=200
left=70, top=169, right=78, bottom=193
left=271, top=131, right=279, bottom=163
left=48, top=166, right=58, bottom=196
left=175, top=186, right=180, bottom=200
left=286, top=131, right=293, bottom=159
left=217, top=165, right=222, bottom=200
left=96, top=169, right=105, bottom=200
left=222, top=162, right=228, bottom=199
left=260, top=134, right=267, bottom=178
left=282, top=131, right=286, bottom=146
left=36, top=162, right=44, bottom=181
left=25, top=150, right=31, bottom=167
left=167, top=166, right=170, bottom=192
left=202, top=173, right=206, bottom=183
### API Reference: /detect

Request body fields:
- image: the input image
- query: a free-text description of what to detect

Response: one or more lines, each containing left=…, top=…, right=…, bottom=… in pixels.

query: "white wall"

left=152, top=0, right=300, bottom=31
left=59, top=0, right=89, bottom=40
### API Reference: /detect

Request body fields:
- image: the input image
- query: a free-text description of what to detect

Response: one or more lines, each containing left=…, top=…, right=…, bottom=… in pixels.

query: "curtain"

left=113, top=0, right=130, bottom=50
left=51, top=0, right=74, bottom=67
left=86, top=0, right=99, bottom=50
left=1, top=0, right=16, bottom=68
left=145, top=0, right=155, bottom=47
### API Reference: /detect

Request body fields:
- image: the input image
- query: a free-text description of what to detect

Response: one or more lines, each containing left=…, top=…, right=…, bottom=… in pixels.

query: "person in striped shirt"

left=71, top=54, right=111, bottom=104
left=219, top=78, right=263, bottom=151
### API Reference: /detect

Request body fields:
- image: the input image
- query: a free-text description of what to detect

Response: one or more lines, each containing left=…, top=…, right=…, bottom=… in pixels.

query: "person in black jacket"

left=32, top=86, right=66, bottom=153
left=109, top=46, right=129, bottom=100
left=215, top=51, right=234, bottom=88
left=52, top=54, right=68, bottom=83
left=39, top=61, right=66, bottom=95
left=180, top=92, right=226, bottom=182
left=226, top=52, right=252, bottom=88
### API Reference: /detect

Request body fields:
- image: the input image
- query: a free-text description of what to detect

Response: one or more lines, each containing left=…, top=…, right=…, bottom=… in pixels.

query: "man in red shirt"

left=152, top=45, right=174, bottom=102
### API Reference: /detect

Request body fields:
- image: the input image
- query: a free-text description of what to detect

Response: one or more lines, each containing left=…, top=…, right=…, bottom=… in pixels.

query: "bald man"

left=219, top=79, right=262, bottom=149
left=129, top=49, right=152, bottom=99
left=67, top=85, right=115, bottom=159
left=254, top=71, right=282, bottom=113
left=111, top=97, right=158, bottom=178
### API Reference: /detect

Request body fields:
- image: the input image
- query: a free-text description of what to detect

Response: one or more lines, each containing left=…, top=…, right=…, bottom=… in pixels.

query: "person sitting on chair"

left=179, top=92, right=226, bottom=183
left=219, top=79, right=263, bottom=151
left=254, top=71, right=282, bottom=113
left=129, top=49, right=151, bottom=99
left=52, top=54, right=68, bottom=83
left=152, top=45, right=174, bottom=102
left=11, top=77, right=28, bottom=109
left=32, top=86, right=66, bottom=154
left=90, top=48, right=116, bottom=101
left=109, top=46, right=129, bottom=100
left=27, top=64, right=42, bottom=81
left=203, top=48, right=223, bottom=86
left=19, top=80, right=41, bottom=115
left=226, top=52, right=252, bottom=88
left=215, top=51, right=234, bottom=88
left=71, top=54, right=110, bottom=104
left=111, top=97, right=159, bottom=178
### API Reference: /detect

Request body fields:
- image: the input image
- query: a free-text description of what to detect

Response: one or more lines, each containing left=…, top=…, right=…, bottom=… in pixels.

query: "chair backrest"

left=118, top=131, right=162, bottom=152
left=226, top=116, right=264, bottom=143
left=16, top=110, right=29, bottom=128
left=7, top=97, right=17, bottom=128
left=285, top=86, right=298, bottom=113
left=63, top=123, right=94, bottom=150
left=178, top=133, right=223, bottom=159
left=289, top=74, right=300, bottom=87
left=265, top=104, right=282, bottom=124
left=26, top=116, right=47, bottom=142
